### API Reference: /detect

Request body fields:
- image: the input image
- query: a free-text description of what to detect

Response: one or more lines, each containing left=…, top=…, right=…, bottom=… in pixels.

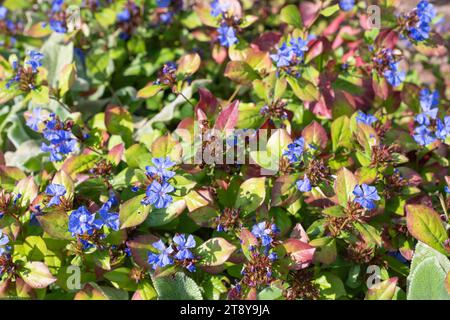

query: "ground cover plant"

left=0, top=0, right=449, bottom=300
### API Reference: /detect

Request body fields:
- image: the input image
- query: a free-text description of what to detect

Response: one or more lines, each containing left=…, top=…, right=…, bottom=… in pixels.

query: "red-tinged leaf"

left=323, top=12, right=346, bottom=36
left=305, top=37, right=331, bottom=63
left=224, top=61, right=260, bottom=84
left=127, top=234, right=160, bottom=270
left=372, top=73, right=389, bottom=100
left=18, top=262, right=57, bottom=289
left=119, top=194, right=152, bottom=229
left=271, top=174, right=301, bottom=207
left=177, top=53, right=201, bottom=76
left=290, top=223, right=309, bottom=243
left=246, top=288, right=257, bottom=300
left=281, top=238, right=315, bottom=270
left=365, top=277, right=398, bottom=300
left=151, top=134, right=183, bottom=161
left=446, top=272, right=450, bottom=295
left=252, top=32, right=282, bottom=52
left=14, top=176, right=38, bottom=205
left=215, top=100, right=240, bottom=131
left=61, top=154, right=99, bottom=178
left=185, top=189, right=214, bottom=212
left=299, top=1, right=321, bottom=28
left=375, top=28, right=399, bottom=50
left=104, top=105, right=133, bottom=145
left=37, top=211, right=72, bottom=240
left=406, top=204, right=449, bottom=255
left=0, top=166, right=26, bottom=190
left=107, top=143, right=124, bottom=166
left=196, top=87, right=218, bottom=115
left=196, top=237, right=236, bottom=267
left=302, top=120, right=328, bottom=149
left=239, top=228, right=258, bottom=260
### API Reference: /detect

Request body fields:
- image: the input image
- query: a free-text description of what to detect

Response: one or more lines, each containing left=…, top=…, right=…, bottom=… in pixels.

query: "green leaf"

left=152, top=272, right=203, bottom=300
left=196, top=237, right=236, bottom=267
left=18, top=262, right=57, bottom=289
left=408, top=256, right=450, bottom=300
left=133, top=281, right=157, bottom=300
left=37, top=211, right=72, bottom=240
left=224, top=61, right=260, bottom=84
left=314, top=272, right=347, bottom=300
left=119, top=194, right=152, bottom=229
left=366, top=278, right=398, bottom=300
left=235, top=177, right=266, bottom=212
left=137, top=83, right=163, bottom=99
left=320, top=4, right=340, bottom=17
left=280, top=4, right=302, bottom=28
left=104, top=267, right=138, bottom=291
left=406, top=205, right=449, bottom=255
left=61, top=154, right=100, bottom=178
left=331, top=116, right=352, bottom=151
left=302, top=120, right=328, bottom=149
left=124, top=144, right=152, bottom=169
left=334, top=168, right=357, bottom=207
left=105, top=105, right=133, bottom=146
left=41, top=33, right=74, bottom=89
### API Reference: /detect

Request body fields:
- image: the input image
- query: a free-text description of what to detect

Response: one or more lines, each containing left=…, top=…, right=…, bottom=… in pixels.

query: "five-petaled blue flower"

left=296, top=176, right=312, bottom=192
left=353, top=184, right=380, bottom=210
left=146, top=157, right=176, bottom=180
left=52, top=0, right=64, bottom=12
left=117, top=9, right=131, bottom=22
left=26, top=50, right=44, bottom=73
left=384, top=62, right=405, bottom=87
left=436, top=116, right=450, bottom=141
left=217, top=24, right=238, bottom=47
left=147, top=240, right=174, bottom=270
left=98, top=197, right=120, bottom=231
left=251, top=222, right=277, bottom=248
left=26, top=108, right=46, bottom=132
left=68, top=206, right=103, bottom=236
left=356, top=111, right=378, bottom=125
left=408, top=1, right=436, bottom=41
left=45, top=183, right=66, bottom=207
left=339, top=0, right=355, bottom=12
left=49, top=20, right=67, bottom=33
left=419, top=88, right=439, bottom=119
left=283, top=137, right=305, bottom=163
left=413, top=125, right=436, bottom=146
left=142, top=181, right=175, bottom=209
left=270, top=43, right=294, bottom=68
left=173, top=234, right=196, bottom=260
left=210, top=0, right=230, bottom=17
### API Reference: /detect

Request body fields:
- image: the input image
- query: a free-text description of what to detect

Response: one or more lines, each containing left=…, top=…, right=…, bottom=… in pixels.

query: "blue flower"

left=289, top=37, right=309, bottom=59
left=49, top=19, right=67, bottom=33
left=296, top=176, right=312, bottom=192
left=419, top=88, right=439, bottom=119
left=52, top=0, right=64, bottom=12
left=0, top=6, right=8, bottom=20
left=26, top=50, right=44, bottom=73
left=98, top=198, right=120, bottom=231
left=157, top=0, right=171, bottom=7
left=147, top=240, right=174, bottom=270
left=436, top=116, right=450, bottom=141
left=186, top=263, right=196, bottom=272
left=445, top=186, right=450, bottom=194
left=413, top=125, right=436, bottom=146
left=409, top=21, right=430, bottom=41
left=159, top=11, right=174, bottom=24
left=251, top=222, right=276, bottom=248
left=217, top=24, right=238, bottom=47
left=353, top=184, right=380, bottom=210
left=268, top=252, right=278, bottom=261
left=416, top=0, right=436, bottom=23
left=68, top=206, right=104, bottom=236
left=0, top=231, right=10, bottom=256
left=210, top=0, right=230, bottom=17
left=270, top=43, right=294, bottom=68
left=146, top=157, right=176, bottom=181
left=339, top=0, right=355, bottom=12
left=26, top=108, right=46, bottom=132
left=173, top=234, right=196, bottom=260
left=142, top=181, right=175, bottom=209
left=41, top=130, right=77, bottom=162
left=283, top=137, right=305, bottom=163
left=117, top=9, right=131, bottom=22
left=45, top=184, right=66, bottom=207
left=415, top=113, right=430, bottom=126
left=356, top=111, right=378, bottom=125
left=384, top=62, right=405, bottom=87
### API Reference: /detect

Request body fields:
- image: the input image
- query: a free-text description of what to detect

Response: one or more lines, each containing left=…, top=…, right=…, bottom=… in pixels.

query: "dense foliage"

left=0, top=0, right=449, bottom=300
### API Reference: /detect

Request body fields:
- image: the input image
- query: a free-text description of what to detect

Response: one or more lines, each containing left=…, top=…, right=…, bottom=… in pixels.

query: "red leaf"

left=214, top=100, right=240, bottom=130
left=282, top=238, right=316, bottom=270
left=252, top=31, right=282, bottom=52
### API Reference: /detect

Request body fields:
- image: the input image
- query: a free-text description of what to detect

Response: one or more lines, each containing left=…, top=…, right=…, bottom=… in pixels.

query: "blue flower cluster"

left=270, top=37, right=311, bottom=69
left=339, top=0, right=355, bottom=12
left=210, top=0, right=230, bottom=17
left=296, top=176, right=312, bottom=192
left=47, top=0, right=67, bottom=33
left=0, top=231, right=10, bottom=256
left=408, top=0, right=436, bottom=42
left=353, top=184, right=380, bottom=210
left=68, top=195, right=120, bottom=239
left=147, top=234, right=197, bottom=272
left=210, top=1, right=238, bottom=47
left=142, top=157, right=176, bottom=209
left=356, top=111, right=378, bottom=125
left=39, top=113, right=77, bottom=162
left=251, top=221, right=279, bottom=252
left=413, top=88, right=449, bottom=146
left=45, top=183, right=66, bottom=207
left=6, top=50, right=44, bottom=89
